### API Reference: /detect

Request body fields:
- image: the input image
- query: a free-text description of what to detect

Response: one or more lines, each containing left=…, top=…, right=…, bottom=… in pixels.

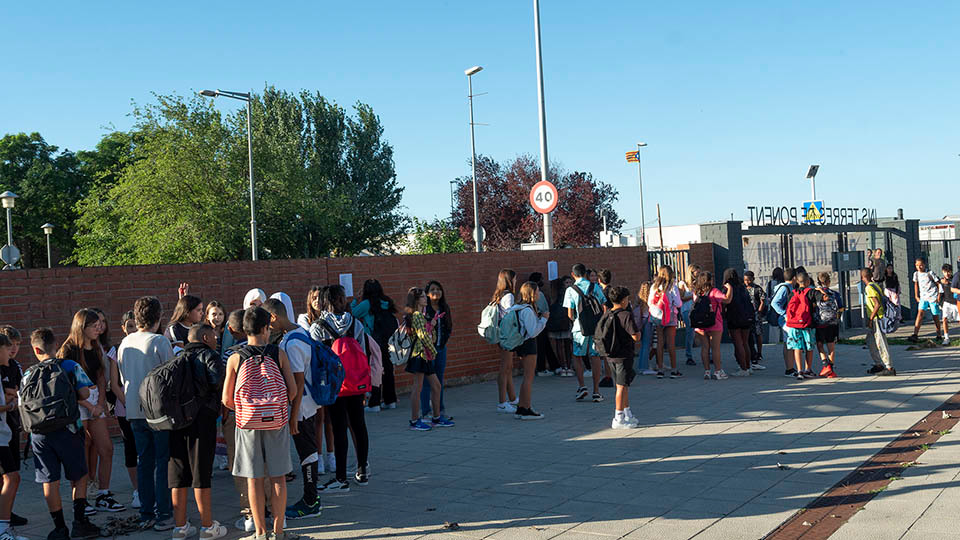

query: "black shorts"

left=292, top=413, right=319, bottom=465
left=609, top=360, right=635, bottom=387
left=405, top=355, right=437, bottom=376
left=512, top=337, right=537, bottom=357
left=0, top=444, right=17, bottom=475
left=7, top=425, right=20, bottom=470
left=168, top=408, right=218, bottom=489
left=816, top=325, right=840, bottom=344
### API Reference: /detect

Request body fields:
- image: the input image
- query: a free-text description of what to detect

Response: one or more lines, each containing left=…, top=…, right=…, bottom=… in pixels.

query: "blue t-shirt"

left=563, top=278, right=607, bottom=335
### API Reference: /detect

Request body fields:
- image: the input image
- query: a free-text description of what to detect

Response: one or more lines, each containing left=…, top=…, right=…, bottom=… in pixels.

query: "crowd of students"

left=0, top=255, right=940, bottom=540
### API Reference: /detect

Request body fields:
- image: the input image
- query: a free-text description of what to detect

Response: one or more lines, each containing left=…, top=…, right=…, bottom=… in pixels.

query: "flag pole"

left=637, top=143, right=647, bottom=247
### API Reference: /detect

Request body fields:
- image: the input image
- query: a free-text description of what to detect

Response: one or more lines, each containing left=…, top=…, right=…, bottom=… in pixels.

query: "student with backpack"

left=679, top=265, right=701, bottom=366
left=422, top=280, right=453, bottom=419
left=770, top=268, right=798, bottom=377
left=352, top=280, right=400, bottom=412
left=864, top=269, right=896, bottom=375
left=647, top=265, right=684, bottom=379
left=502, top=282, right=549, bottom=420
left=909, top=258, right=944, bottom=343
left=58, top=309, right=124, bottom=515
left=530, top=273, right=559, bottom=377
left=940, top=264, right=957, bottom=345
left=166, top=295, right=204, bottom=347
left=117, top=296, right=175, bottom=531
left=0, top=326, right=27, bottom=529
left=546, top=277, right=574, bottom=377
left=167, top=324, right=227, bottom=540
left=223, top=307, right=297, bottom=540
left=743, top=271, right=767, bottom=370
left=814, top=272, right=844, bottom=378
left=595, top=286, right=642, bottom=429
left=0, top=333, right=25, bottom=540
left=397, top=288, right=449, bottom=431
left=596, top=269, right=615, bottom=388
left=691, top=271, right=732, bottom=380
left=722, top=269, right=755, bottom=377
left=563, top=264, right=607, bottom=401
left=260, top=299, right=321, bottom=519
left=484, top=269, right=519, bottom=413
left=23, top=327, right=100, bottom=540
left=784, top=271, right=819, bottom=380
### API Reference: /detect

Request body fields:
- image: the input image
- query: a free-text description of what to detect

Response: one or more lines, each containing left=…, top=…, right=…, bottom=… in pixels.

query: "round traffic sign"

left=529, top=180, right=559, bottom=214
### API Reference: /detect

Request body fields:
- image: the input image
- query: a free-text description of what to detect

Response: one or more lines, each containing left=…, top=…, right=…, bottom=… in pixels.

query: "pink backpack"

left=319, top=321, right=371, bottom=397
left=234, top=344, right=289, bottom=430
left=366, top=334, right=383, bottom=388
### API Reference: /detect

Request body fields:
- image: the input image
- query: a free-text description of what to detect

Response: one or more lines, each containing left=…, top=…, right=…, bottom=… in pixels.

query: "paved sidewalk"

left=8, top=343, right=960, bottom=540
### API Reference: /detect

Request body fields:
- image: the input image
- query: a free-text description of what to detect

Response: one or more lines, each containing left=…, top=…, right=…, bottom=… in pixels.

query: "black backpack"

left=690, top=294, right=716, bottom=329
left=19, top=359, right=80, bottom=434
left=593, top=309, right=631, bottom=358
left=139, top=352, right=204, bottom=431
left=371, top=307, right=398, bottom=348
left=545, top=301, right=571, bottom=333
left=724, top=286, right=756, bottom=328
left=573, top=283, right=604, bottom=336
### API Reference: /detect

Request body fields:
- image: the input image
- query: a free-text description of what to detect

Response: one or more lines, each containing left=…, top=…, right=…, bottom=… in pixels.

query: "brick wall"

left=686, top=242, right=717, bottom=277
left=0, top=246, right=648, bottom=393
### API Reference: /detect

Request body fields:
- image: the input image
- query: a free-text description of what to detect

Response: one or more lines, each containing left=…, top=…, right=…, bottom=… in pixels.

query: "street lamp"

left=41, top=223, right=54, bottom=268
left=0, top=191, right=19, bottom=270
left=533, top=0, right=553, bottom=249
left=636, top=142, right=648, bottom=247
left=465, top=65, right=484, bottom=252
left=199, top=88, right=259, bottom=261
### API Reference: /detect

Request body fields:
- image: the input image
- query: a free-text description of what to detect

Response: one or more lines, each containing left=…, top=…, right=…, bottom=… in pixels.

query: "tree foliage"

left=71, top=86, right=405, bottom=266
left=450, top=155, right=623, bottom=251
left=405, top=217, right=466, bottom=254
left=0, top=133, right=90, bottom=268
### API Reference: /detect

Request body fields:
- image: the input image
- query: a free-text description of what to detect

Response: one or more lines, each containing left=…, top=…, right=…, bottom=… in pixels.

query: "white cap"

left=270, top=292, right=296, bottom=323
left=243, top=288, right=267, bottom=309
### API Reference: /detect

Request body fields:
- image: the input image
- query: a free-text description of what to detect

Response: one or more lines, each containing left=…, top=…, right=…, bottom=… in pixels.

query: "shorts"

left=786, top=328, right=816, bottom=351
left=816, top=325, right=840, bottom=344
left=942, top=302, right=959, bottom=323
left=168, top=408, right=218, bottom=489
left=572, top=333, right=598, bottom=357
left=919, top=300, right=942, bottom=317
left=7, top=425, right=20, bottom=470
left=232, top=424, right=292, bottom=479
left=548, top=331, right=572, bottom=340
left=609, top=360, right=635, bottom=386
left=0, top=445, right=17, bottom=475
left=292, top=413, right=319, bottom=466
left=405, top=355, right=436, bottom=376
left=512, top=337, right=537, bottom=357
left=79, top=386, right=104, bottom=421
left=32, top=428, right=87, bottom=483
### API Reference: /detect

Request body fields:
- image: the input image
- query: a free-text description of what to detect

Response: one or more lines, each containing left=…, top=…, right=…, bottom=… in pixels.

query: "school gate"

left=701, top=218, right=923, bottom=329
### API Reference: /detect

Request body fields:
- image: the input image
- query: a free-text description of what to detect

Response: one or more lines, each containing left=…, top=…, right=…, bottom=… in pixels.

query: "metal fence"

left=920, top=239, right=960, bottom=270
left=648, top=249, right=690, bottom=283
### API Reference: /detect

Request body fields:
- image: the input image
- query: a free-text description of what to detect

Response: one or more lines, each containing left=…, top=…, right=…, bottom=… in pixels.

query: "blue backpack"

left=282, top=332, right=344, bottom=406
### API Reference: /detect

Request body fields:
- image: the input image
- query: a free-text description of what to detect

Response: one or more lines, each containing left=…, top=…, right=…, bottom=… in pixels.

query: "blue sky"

left=2, top=2, right=958, bottom=231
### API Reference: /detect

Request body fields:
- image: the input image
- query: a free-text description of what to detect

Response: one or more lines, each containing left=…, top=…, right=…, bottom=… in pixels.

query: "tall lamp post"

left=0, top=191, right=19, bottom=270
left=199, top=89, right=259, bottom=261
left=465, top=66, right=484, bottom=252
left=636, top=142, right=648, bottom=247
left=41, top=223, right=54, bottom=268
left=532, top=0, right=553, bottom=249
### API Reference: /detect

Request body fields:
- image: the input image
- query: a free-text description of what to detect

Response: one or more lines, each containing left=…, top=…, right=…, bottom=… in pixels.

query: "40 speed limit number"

left=529, top=180, right=559, bottom=214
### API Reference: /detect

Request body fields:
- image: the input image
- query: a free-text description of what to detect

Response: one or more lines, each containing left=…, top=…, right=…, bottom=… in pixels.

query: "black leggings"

left=329, top=394, right=369, bottom=482
left=116, top=415, right=138, bottom=469
left=369, top=351, right=397, bottom=407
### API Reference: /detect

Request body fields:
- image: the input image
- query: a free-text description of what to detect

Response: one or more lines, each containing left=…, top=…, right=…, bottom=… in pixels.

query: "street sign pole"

left=533, top=0, right=553, bottom=249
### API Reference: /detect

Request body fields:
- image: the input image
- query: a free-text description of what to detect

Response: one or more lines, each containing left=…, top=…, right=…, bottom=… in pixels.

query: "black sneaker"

left=878, top=368, right=897, bottom=376
left=656, top=371, right=664, bottom=379
left=95, top=492, right=125, bottom=512
left=669, top=371, right=683, bottom=379
left=319, top=478, right=350, bottom=493
left=47, top=526, right=70, bottom=540
left=784, top=368, right=797, bottom=377
left=867, top=365, right=885, bottom=374
left=355, top=466, right=369, bottom=485
left=907, top=335, right=920, bottom=343
left=592, top=393, right=604, bottom=402
left=575, top=387, right=588, bottom=401
left=598, top=376, right=614, bottom=388
left=71, top=519, right=101, bottom=539
left=11, top=513, right=27, bottom=526
left=515, top=406, right=545, bottom=420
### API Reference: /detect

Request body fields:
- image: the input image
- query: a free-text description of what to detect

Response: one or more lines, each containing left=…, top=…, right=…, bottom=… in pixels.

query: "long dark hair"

left=361, top=279, right=397, bottom=315
left=403, top=287, right=426, bottom=329
left=771, top=267, right=785, bottom=283
left=722, top=268, right=742, bottom=289
left=320, top=285, right=348, bottom=315
left=58, top=309, right=103, bottom=380
left=89, top=307, right=111, bottom=350
left=425, top=280, right=452, bottom=334
left=170, top=295, right=202, bottom=326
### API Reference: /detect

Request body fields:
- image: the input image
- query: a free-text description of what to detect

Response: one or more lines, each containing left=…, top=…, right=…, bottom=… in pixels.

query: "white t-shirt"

left=498, top=293, right=515, bottom=318
left=648, top=283, right=683, bottom=322
left=280, top=327, right=318, bottom=421
left=913, top=271, right=941, bottom=302
left=118, top=331, right=175, bottom=420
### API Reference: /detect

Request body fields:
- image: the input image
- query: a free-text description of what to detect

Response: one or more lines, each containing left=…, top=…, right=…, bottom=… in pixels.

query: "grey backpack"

left=19, top=359, right=80, bottom=434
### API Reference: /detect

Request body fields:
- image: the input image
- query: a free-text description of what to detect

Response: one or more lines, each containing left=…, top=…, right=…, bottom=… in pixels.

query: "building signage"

left=747, top=205, right=877, bottom=227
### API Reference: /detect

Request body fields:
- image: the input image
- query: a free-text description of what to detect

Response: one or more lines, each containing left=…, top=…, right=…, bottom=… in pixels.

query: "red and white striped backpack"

left=234, top=344, right=289, bottom=430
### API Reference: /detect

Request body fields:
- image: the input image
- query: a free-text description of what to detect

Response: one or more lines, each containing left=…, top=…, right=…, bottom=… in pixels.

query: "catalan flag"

left=625, top=150, right=639, bottom=163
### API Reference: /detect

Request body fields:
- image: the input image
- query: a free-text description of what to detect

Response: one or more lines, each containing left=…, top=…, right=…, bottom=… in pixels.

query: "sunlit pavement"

left=11, top=342, right=960, bottom=540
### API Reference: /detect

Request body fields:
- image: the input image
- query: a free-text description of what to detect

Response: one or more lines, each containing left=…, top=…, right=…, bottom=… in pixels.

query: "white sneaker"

left=714, top=369, right=729, bottom=380
left=0, top=528, right=29, bottom=540
left=509, top=397, right=519, bottom=406
left=172, top=523, right=197, bottom=539
left=200, top=521, right=227, bottom=540
left=131, top=490, right=141, bottom=509
left=235, top=516, right=255, bottom=533
left=642, top=369, right=658, bottom=376
left=731, top=368, right=751, bottom=377
left=611, top=416, right=639, bottom=429
left=751, top=363, right=767, bottom=370
left=704, top=371, right=711, bottom=380
left=943, top=337, right=951, bottom=346
left=554, top=368, right=564, bottom=376
left=382, top=402, right=397, bottom=410
left=364, top=405, right=381, bottom=413
left=497, top=402, right=517, bottom=414
left=584, top=370, right=593, bottom=378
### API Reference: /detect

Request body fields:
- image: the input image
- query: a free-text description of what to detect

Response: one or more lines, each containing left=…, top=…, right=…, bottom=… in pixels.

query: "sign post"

left=530, top=180, right=559, bottom=215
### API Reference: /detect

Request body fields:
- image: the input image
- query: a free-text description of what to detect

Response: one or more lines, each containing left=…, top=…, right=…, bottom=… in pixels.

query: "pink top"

left=694, top=288, right=726, bottom=334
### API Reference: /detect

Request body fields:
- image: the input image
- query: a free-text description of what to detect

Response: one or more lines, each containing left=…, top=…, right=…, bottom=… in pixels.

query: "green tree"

left=0, top=132, right=91, bottom=268
left=405, top=217, right=466, bottom=254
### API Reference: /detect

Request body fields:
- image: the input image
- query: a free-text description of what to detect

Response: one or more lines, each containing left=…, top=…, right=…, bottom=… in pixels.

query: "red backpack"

left=319, top=320, right=371, bottom=397
left=785, top=288, right=813, bottom=329
left=234, top=344, right=289, bottom=430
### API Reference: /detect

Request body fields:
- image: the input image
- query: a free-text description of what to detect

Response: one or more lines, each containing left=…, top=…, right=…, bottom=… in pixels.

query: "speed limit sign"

left=529, top=180, right=559, bottom=214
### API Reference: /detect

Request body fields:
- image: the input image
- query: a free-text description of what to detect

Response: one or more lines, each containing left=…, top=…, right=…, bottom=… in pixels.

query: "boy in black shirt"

left=599, top=287, right=642, bottom=430
left=0, top=326, right=25, bottom=528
